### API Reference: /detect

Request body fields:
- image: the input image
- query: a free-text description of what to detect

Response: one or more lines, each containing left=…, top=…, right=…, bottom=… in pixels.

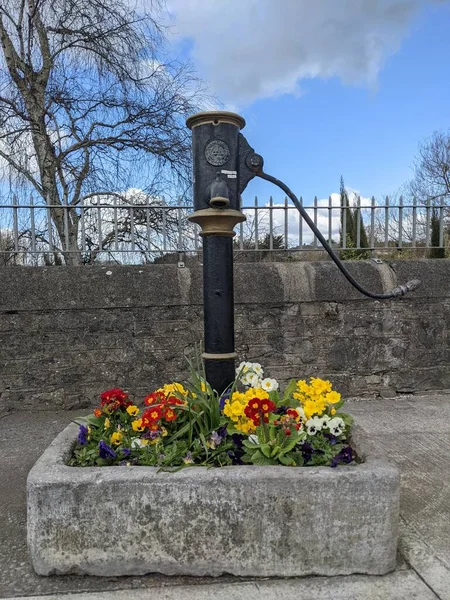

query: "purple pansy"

left=77, top=425, right=88, bottom=445
left=98, top=440, right=116, bottom=459
left=330, top=446, right=354, bottom=468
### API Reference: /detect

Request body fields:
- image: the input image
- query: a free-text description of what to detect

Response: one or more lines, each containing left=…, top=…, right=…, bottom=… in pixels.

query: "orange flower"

left=166, top=395, right=184, bottom=406
left=144, top=391, right=165, bottom=406
left=163, top=406, right=178, bottom=422
left=141, top=405, right=163, bottom=427
left=93, top=408, right=102, bottom=418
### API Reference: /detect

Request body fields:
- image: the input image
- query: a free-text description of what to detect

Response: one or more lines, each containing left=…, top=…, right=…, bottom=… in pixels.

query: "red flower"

left=244, top=397, right=276, bottom=426
left=166, top=395, right=184, bottom=406
left=100, top=388, right=131, bottom=411
left=260, top=400, right=276, bottom=413
left=287, top=409, right=299, bottom=420
left=144, top=391, right=166, bottom=406
left=142, top=406, right=163, bottom=427
left=163, top=406, right=178, bottom=422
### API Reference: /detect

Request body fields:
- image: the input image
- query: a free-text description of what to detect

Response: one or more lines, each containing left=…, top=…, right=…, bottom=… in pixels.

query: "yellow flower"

left=230, top=400, right=245, bottom=417
left=126, top=405, right=140, bottom=416
left=310, top=378, right=332, bottom=395
left=223, top=400, right=233, bottom=418
left=231, top=391, right=245, bottom=403
left=325, top=391, right=341, bottom=404
left=297, top=380, right=311, bottom=395
left=104, top=418, right=111, bottom=430
left=330, top=408, right=336, bottom=415
left=244, top=387, right=269, bottom=400
left=303, top=399, right=322, bottom=420
left=235, top=419, right=256, bottom=434
left=132, top=418, right=144, bottom=432
left=162, top=382, right=188, bottom=397
left=110, top=431, right=123, bottom=445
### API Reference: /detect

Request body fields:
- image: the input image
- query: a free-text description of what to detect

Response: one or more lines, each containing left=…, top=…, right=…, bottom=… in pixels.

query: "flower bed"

left=69, top=360, right=358, bottom=469
left=29, top=357, right=399, bottom=577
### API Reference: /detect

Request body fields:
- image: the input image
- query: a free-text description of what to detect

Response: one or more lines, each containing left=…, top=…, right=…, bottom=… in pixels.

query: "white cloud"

left=166, top=0, right=439, bottom=104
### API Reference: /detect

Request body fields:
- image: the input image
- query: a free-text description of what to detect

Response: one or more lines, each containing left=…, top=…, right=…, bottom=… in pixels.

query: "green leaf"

left=73, top=415, right=100, bottom=427
left=261, top=444, right=272, bottom=458
left=278, top=454, right=296, bottom=466
left=251, top=450, right=277, bottom=466
left=282, top=379, right=298, bottom=404
left=279, top=437, right=299, bottom=455
left=270, top=445, right=282, bottom=457
left=242, top=439, right=260, bottom=450
left=332, top=398, right=345, bottom=412
left=340, top=412, right=353, bottom=427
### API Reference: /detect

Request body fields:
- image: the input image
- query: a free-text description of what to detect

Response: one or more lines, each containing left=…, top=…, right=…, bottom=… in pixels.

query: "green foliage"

left=340, top=176, right=370, bottom=260
left=428, top=208, right=446, bottom=258
left=241, top=423, right=302, bottom=467
left=258, top=233, right=285, bottom=249
left=68, top=355, right=358, bottom=470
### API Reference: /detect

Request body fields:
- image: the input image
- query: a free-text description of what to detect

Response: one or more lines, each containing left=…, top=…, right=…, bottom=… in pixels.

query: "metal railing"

left=0, top=194, right=447, bottom=265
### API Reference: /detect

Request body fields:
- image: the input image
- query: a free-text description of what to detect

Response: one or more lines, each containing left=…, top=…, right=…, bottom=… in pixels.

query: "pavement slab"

left=1, top=570, right=441, bottom=600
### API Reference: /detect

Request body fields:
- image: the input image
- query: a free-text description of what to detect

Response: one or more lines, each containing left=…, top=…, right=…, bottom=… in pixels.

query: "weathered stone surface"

left=27, top=423, right=399, bottom=578
left=1, top=260, right=449, bottom=411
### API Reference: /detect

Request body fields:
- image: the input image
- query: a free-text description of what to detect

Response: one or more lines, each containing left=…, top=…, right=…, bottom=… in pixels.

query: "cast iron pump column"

left=187, top=112, right=247, bottom=393
left=187, top=111, right=421, bottom=394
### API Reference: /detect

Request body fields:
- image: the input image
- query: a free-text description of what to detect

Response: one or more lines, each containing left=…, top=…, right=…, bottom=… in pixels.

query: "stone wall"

left=1, top=260, right=449, bottom=411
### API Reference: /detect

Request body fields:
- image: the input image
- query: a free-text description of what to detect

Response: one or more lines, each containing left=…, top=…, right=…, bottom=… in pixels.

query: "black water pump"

left=187, top=111, right=420, bottom=393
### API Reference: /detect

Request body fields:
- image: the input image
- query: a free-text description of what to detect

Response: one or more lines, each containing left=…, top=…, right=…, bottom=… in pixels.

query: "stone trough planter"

left=27, top=422, right=399, bottom=577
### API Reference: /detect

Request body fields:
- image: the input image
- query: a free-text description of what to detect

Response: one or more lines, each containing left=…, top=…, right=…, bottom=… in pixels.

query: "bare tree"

left=410, top=131, right=450, bottom=206
left=0, top=0, right=206, bottom=264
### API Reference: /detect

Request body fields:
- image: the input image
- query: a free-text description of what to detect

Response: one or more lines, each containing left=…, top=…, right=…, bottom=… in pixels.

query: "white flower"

left=295, top=406, right=306, bottom=421
left=326, top=417, right=345, bottom=436
left=306, top=416, right=326, bottom=436
left=248, top=434, right=260, bottom=445
left=236, top=361, right=252, bottom=376
left=261, top=377, right=279, bottom=392
left=250, top=363, right=264, bottom=377
left=131, top=437, right=145, bottom=448
left=248, top=373, right=262, bottom=388
left=240, top=371, right=255, bottom=387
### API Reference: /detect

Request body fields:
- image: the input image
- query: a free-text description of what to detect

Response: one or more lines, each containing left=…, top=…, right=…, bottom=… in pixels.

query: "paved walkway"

left=1, top=394, right=450, bottom=599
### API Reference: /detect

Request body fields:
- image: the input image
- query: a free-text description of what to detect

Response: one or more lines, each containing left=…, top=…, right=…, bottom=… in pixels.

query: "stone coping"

left=27, top=422, right=400, bottom=577
left=3, top=259, right=448, bottom=312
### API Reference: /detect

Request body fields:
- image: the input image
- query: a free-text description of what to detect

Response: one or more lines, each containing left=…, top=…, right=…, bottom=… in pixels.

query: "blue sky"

left=168, top=0, right=450, bottom=204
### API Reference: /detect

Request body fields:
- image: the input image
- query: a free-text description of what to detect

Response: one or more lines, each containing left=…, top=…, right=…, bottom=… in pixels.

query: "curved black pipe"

left=257, top=170, right=421, bottom=300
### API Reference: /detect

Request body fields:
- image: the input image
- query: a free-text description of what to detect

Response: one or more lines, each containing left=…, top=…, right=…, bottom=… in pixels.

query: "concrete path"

left=1, top=394, right=450, bottom=599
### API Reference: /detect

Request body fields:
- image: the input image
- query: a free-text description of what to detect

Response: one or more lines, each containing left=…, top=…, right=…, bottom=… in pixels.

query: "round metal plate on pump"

left=204, top=139, right=230, bottom=166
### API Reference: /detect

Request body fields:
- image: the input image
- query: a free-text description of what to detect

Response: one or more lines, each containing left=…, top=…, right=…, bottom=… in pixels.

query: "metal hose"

left=257, top=170, right=421, bottom=300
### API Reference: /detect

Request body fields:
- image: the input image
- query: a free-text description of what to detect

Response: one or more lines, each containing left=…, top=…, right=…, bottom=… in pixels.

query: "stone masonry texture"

left=1, top=259, right=449, bottom=411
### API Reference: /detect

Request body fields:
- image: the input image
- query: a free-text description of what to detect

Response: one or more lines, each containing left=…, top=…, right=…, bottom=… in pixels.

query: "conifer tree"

left=428, top=207, right=446, bottom=258
left=340, top=176, right=370, bottom=259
